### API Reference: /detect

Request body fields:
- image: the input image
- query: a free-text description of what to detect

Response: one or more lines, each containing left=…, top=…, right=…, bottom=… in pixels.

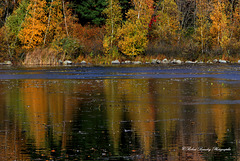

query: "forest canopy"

left=0, top=0, right=240, bottom=64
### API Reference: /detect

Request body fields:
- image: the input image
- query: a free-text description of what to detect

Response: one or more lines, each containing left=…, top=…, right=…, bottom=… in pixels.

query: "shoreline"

left=1, top=58, right=240, bottom=67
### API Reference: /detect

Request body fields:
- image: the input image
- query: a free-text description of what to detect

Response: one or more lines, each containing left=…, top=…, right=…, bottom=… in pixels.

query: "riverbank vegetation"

left=0, top=0, right=240, bottom=65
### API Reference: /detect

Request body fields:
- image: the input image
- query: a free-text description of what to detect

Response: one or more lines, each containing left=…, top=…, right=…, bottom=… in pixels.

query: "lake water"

left=0, top=64, right=240, bottom=160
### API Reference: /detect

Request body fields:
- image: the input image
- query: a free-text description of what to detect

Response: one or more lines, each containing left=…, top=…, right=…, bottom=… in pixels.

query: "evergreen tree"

left=73, top=0, right=107, bottom=25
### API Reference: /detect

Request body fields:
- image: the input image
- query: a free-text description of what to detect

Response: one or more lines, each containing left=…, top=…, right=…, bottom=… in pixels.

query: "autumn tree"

left=117, top=0, right=154, bottom=56
left=5, top=0, right=29, bottom=57
left=210, top=0, right=230, bottom=53
left=44, top=0, right=64, bottom=45
left=18, top=0, right=47, bottom=50
left=152, top=0, right=181, bottom=45
left=50, top=1, right=80, bottom=61
left=177, top=0, right=196, bottom=30
left=0, top=0, right=20, bottom=27
left=232, top=2, right=240, bottom=42
left=194, top=0, right=211, bottom=54
left=103, top=0, right=122, bottom=55
left=0, top=3, right=3, bottom=26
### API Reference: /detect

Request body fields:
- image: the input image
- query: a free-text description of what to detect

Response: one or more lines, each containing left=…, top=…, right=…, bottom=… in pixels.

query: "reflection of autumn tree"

left=21, top=80, right=77, bottom=157
left=154, top=80, right=179, bottom=146
left=194, top=79, right=213, bottom=145
left=0, top=81, right=29, bottom=160
left=23, top=80, right=48, bottom=149
left=3, top=76, right=240, bottom=160
left=104, top=79, right=155, bottom=156
left=125, top=79, right=154, bottom=156
left=104, top=79, right=123, bottom=155
left=211, top=83, right=230, bottom=145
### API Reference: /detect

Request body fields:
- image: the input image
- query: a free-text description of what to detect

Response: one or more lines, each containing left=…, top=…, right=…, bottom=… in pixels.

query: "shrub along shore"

left=0, top=0, right=240, bottom=66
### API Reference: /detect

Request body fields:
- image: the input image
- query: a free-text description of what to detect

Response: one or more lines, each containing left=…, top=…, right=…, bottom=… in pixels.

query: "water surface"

left=0, top=64, right=240, bottom=160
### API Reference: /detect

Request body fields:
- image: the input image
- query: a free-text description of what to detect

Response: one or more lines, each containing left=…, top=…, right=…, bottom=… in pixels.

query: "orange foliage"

left=18, top=0, right=47, bottom=50
left=0, top=27, right=8, bottom=60
left=74, top=24, right=104, bottom=54
left=210, top=0, right=230, bottom=51
left=62, top=1, right=78, bottom=37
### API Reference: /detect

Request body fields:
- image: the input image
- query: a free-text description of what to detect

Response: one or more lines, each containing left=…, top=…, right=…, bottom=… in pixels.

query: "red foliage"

left=74, top=24, right=104, bottom=54
left=149, top=15, right=157, bottom=28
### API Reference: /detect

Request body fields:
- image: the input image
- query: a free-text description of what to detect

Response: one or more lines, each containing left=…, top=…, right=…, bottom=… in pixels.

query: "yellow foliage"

left=210, top=0, right=230, bottom=51
left=19, top=0, right=47, bottom=50
left=194, top=0, right=211, bottom=54
left=153, top=0, right=180, bottom=44
left=0, top=8, right=3, bottom=17
left=117, top=0, right=154, bottom=55
left=232, top=4, right=240, bottom=41
left=44, top=0, right=64, bottom=44
left=103, top=0, right=122, bottom=54
left=117, top=19, right=149, bottom=55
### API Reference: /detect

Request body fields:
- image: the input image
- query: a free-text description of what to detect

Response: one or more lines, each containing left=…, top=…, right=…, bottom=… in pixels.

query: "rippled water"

left=0, top=64, right=240, bottom=160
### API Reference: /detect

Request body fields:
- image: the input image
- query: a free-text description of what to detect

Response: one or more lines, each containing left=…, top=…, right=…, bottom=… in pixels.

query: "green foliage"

left=74, top=0, right=107, bottom=26
left=5, top=0, right=29, bottom=56
left=6, top=0, right=29, bottom=38
left=103, top=0, right=122, bottom=55
left=51, top=37, right=81, bottom=60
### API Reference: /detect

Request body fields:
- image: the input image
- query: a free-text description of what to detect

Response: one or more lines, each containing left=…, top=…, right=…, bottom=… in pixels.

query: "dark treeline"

left=0, top=0, right=240, bottom=64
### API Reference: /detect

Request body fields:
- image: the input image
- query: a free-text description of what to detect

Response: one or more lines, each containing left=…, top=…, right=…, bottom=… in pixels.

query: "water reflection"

left=0, top=76, right=239, bottom=160
left=105, top=79, right=155, bottom=157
